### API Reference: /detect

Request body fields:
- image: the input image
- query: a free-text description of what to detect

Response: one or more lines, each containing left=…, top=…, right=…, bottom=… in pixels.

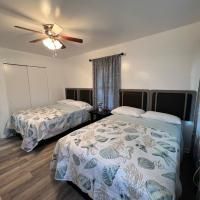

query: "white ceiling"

left=0, top=0, right=200, bottom=59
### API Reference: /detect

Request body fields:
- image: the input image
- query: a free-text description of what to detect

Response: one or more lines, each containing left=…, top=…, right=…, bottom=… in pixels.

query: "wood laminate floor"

left=0, top=136, right=196, bottom=200
left=0, top=136, right=91, bottom=200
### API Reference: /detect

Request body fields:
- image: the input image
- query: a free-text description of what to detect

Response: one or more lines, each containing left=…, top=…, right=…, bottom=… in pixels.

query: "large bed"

left=50, top=89, right=196, bottom=200
left=4, top=88, right=93, bottom=152
left=51, top=113, right=182, bottom=200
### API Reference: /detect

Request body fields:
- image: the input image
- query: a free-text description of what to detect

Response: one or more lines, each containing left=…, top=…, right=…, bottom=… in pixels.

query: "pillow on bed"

left=70, top=101, right=93, bottom=111
left=57, top=99, right=75, bottom=104
left=141, top=111, right=181, bottom=125
left=111, top=106, right=145, bottom=117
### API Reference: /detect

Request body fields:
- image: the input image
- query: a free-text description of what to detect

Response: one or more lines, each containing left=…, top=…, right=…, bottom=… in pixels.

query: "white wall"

left=0, top=47, right=65, bottom=138
left=191, top=50, right=200, bottom=91
left=63, top=22, right=200, bottom=90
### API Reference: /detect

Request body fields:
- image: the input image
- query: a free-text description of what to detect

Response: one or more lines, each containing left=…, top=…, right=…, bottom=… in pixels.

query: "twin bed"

left=4, top=89, right=196, bottom=199
left=5, top=101, right=91, bottom=152
left=4, top=88, right=93, bottom=152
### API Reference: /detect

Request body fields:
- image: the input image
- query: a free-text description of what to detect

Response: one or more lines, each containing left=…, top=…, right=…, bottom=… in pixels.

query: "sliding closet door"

left=28, top=67, right=49, bottom=107
left=4, top=64, right=31, bottom=113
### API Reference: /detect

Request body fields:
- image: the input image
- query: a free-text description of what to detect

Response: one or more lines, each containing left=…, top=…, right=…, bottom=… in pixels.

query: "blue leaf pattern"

left=73, top=154, right=80, bottom=166
left=78, top=174, right=91, bottom=190
left=84, top=158, right=98, bottom=169
left=102, top=165, right=120, bottom=186
left=146, top=180, right=173, bottom=200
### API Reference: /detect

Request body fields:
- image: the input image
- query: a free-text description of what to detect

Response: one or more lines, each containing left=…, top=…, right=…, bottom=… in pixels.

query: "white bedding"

left=5, top=103, right=90, bottom=152
left=51, top=114, right=183, bottom=200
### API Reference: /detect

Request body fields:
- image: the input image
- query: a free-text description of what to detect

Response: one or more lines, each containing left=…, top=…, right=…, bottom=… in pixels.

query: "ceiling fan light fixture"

left=51, top=24, right=63, bottom=35
left=42, top=38, right=62, bottom=50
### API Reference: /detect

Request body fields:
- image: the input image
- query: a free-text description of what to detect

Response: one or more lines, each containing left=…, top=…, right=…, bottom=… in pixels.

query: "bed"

left=50, top=89, right=196, bottom=200
left=51, top=113, right=182, bottom=200
left=4, top=88, right=93, bottom=152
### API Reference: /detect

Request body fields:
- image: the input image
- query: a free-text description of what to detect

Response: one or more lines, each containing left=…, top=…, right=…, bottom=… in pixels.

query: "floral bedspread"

left=5, top=103, right=90, bottom=152
left=51, top=114, right=182, bottom=200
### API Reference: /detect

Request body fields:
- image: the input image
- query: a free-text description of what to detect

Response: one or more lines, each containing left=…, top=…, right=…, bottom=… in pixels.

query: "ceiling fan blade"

left=29, top=37, right=47, bottom=43
left=60, top=35, right=83, bottom=43
left=14, top=26, right=43, bottom=34
left=58, top=40, right=66, bottom=49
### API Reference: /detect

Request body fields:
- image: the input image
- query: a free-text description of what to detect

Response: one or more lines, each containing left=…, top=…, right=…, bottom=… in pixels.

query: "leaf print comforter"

left=51, top=114, right=182, bottom=200
left=5, top=103, right=90, bottom=152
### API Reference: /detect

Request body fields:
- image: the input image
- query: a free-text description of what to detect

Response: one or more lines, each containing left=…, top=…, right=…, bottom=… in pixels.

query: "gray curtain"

left=193, top=81, right=200, bottom=200
left=193, top=80, right=200, bottom=168
left=93, top=54, right=121, bottom=110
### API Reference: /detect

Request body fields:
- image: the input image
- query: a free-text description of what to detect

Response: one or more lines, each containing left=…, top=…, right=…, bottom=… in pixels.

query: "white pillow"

left=57, top=99, right=75, bottom=104
left=111, top=106, right=145, bottom=117
left=70, top=101, right=93, bottom=111
left=141, top=111, right=181, bottom=125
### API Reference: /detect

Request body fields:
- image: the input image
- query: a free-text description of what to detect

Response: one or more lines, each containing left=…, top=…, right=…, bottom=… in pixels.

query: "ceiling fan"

left=14, top=24, right=83, bottom=51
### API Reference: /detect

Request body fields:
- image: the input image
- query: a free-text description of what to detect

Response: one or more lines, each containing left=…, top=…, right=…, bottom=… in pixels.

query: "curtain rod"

left=3, top=62, right=46, bottom=69
left=89, top=52, right=125, bottom=62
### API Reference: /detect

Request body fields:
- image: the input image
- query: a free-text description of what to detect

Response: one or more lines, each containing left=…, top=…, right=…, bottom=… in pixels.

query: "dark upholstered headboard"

left=65, top=88, right=77, bottom=100
left=119, top=89, right=149, bottom=111
left=79, top=89, right=93, bottom=105
left=65, top=88, right=93, bottom=105
left=119, top=89, right=196, bottom=120
left=150, top=90, right=196, bottom=121
left=65, top=88, right=196, bottom=121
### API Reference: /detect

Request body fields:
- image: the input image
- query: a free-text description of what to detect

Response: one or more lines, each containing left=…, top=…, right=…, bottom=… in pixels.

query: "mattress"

left=5, top=103, right=90, bottom=152
left=51, top=114, right=182, bottom=200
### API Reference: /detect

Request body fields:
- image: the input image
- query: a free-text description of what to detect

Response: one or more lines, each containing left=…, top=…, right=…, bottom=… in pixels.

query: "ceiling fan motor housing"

left=43, top=24, right=63, bottom=36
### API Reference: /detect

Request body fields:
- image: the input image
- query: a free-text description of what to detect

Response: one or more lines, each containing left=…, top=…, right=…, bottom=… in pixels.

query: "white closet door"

left=28, top=67, right=49, bottom=107
left=4, top=64, right=31, bottom=113
left=0, top=62, right=10, bottom=138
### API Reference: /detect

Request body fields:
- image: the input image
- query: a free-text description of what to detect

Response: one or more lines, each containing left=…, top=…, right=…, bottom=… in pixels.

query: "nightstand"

left=89, top=109, right=111, bottom=122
